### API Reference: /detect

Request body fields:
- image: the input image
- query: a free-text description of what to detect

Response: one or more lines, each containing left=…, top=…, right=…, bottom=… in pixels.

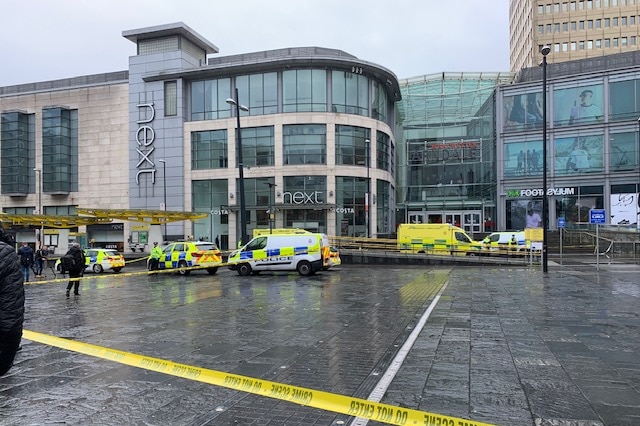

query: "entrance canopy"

left=76, top=208, right=208, bottom=225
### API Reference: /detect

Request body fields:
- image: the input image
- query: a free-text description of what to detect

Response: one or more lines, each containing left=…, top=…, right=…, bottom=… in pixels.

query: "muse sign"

left=507, top=187, right=576, bottom=198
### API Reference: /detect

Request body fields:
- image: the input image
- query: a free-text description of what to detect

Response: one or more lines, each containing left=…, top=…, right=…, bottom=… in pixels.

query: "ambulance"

left=228, top=233, right=329, bottom=276
left=397, top=223, right=482, bottom=256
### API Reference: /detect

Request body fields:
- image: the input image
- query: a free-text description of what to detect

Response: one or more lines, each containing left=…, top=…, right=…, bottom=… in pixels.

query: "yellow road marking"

left=22, top=330, right=494, bottom=426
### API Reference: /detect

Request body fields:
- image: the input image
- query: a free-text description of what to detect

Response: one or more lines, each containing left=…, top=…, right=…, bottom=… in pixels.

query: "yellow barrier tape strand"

left=22, top=330, right=494, bottom=426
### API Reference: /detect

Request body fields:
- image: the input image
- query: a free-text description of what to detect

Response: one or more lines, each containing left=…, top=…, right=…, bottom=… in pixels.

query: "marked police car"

left=148, top=241, right=222, bottom=275
left=55, top=248, right=125, bottom=274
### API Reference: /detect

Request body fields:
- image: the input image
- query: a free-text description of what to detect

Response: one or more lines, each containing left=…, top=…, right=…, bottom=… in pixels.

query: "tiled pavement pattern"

left=0, top=261, right=639, bottom=425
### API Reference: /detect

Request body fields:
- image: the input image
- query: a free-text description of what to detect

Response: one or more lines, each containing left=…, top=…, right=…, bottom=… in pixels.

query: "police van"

left=228, top=233, right=329, bottom=276
left=481, top=231, right=528, bottom=255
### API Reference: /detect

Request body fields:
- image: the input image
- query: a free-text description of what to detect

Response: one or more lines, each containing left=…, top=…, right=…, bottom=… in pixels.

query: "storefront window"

left=283, top=69, right=327, bottom=112
left=610, top=131, right=638, bottom=172
left=554, top=135, right=603, bottom=175
left=376, top=180, right=393, bottom=237
left=335, top=125, right=369, bottom=166
left=283, top=124, right=326, bottom=165
left=553, top=84, right=604, bottom=127
left=282, top=176, right=327, bottom=233
left=506, top=199, right=543, bottom=230
left=556, top=185, right=603, bottom=225
left=192, top=179, right=229, bottom=249
left=191, top=130, right=228, bottom=170
left=503, top=140, right=543, bottom=177
left=332, top=71, right=369, bottom=116
left=336, top=176, right=367, bottom=236
left=376, top=131, right=393, bottom=173
left=240, top=126, right=274, bottom=167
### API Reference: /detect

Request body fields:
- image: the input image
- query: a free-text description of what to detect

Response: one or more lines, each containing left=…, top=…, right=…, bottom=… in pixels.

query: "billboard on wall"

left=610, top=193, right=639, bottom=226
left=553, top=84, right=604, bottom=127
left=554, top=135, right=604, bottom=175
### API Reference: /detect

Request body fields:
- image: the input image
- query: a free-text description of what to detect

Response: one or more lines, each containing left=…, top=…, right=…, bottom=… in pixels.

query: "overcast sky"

left=1, top=0, right=510, bottom=87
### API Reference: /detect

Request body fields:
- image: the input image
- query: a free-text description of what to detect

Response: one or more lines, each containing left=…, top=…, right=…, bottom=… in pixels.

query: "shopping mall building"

left=1, top=22, right=638, bottom=252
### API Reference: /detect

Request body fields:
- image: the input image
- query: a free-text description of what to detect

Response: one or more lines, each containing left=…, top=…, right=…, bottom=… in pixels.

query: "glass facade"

left=191, top=78, right=231, bottom=120
left=398, top=73, right=514, bottom=234
left=331, top=71, right=369, bottom=115
left=283, top=124, right=326, bottom=165
left=335, top=125, right=369, bottom=166
left=336, top=176, right=367, bottom=237
left=236, top=73, right=278, bottom=116
left=240, top=126, right=275, bottom=167
left=1, top=111, right=33, bottom=195
left=283, top=69, right=327, bottom=112
left=192, top=130, right=228, bottom=169
left=42, top=107, right=78, bottom=194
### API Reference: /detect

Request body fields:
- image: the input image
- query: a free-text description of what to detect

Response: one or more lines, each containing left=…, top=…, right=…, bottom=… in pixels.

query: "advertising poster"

left=503, top=140, right=543, bottom=177
left=610, top=193, right=639, bottom=226
left=554, top=135, right=603, bottom=175
left=503, top=92, right=544, bottom=131
left=553, top=84, right=604, bottom=127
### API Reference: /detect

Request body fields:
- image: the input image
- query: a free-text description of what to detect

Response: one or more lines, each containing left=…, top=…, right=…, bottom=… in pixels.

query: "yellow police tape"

left=22, top=329, right=494, bottom=426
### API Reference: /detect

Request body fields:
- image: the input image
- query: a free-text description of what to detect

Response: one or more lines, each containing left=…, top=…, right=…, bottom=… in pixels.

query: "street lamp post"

left=365, top=138, right=371, bottom=238
left=541, top=45, right=551, bottom=273
left=34, top=168, right=43, bottom=245
left=266, top=182, right=277, bottom=234
left=226, top=88, right=250, bottom=246
left=158, top=159, right=167, bottom=241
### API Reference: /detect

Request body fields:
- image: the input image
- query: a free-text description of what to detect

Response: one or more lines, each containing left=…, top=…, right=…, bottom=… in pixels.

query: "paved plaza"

left=0, top=257, right=639, bottom=425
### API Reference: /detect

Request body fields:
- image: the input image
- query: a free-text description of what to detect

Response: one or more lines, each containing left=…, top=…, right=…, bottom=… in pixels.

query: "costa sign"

left=507, top=187, right=576, bottom=197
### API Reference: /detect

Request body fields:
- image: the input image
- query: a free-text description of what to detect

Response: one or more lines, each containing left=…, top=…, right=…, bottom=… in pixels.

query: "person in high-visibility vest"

left=149, top=242, right=163, bottom=271
left=509, top=234, right=517, bottom=253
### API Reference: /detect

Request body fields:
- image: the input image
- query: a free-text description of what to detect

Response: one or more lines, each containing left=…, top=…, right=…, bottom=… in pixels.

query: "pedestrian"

left=0, top=225, right=24, bottom=377
left=34, top=244, right=49, bottom=278
left=509, top=234, right=517, bottom=253
left=65, top=242, right=85, bottom=297
left=17, top=242, right=34, bottom=283
left=149, top=242, right=163, bottom=271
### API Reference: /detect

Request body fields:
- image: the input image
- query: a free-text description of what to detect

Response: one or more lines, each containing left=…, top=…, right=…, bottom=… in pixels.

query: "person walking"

left=17, top=242, right=34, bottom=283
left=34, top=245, right=49, bottom=278
left=149, top=242, right=163, bottom=271
left=64, top=243, right=85, bottom=297
left=0, top=225, right=24, bottom=377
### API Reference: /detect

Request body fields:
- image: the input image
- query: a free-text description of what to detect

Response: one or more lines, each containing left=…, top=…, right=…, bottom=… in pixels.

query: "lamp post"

left=158, top=159, right=167, bottom=241
left=266, top=182, right=277, bottom=234
left=541, top=45, right=551, bottom=273
left=365, top=138, right=371, bottom=238
left=226, top=88, right=250, bottom=246
left=33, top=168, right=43, bottom=245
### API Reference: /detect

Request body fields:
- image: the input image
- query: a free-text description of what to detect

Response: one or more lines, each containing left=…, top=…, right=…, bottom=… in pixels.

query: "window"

left=563, top=1, right=569, bottom=10
left=547, top=23, right=553, bottom=32
left=587, top=0, right=593, bottom=8
left=376, top=131, right=393, bottom=173
left=579, top=0, right=585, bottom=8
left=538, top=4, right=544, bottom=13
left=579, top=20, right=585, bottom=29
left=335, top=125, right=369, bottom=166
left=571, top=1, right=576, bottom=9
left=631, top=36, right=636, bottom=45
left=191, top=130, right=228, bottom=170
left=191, top=78, right=231, bottom=121
left=283, top=124, right=326, bottom=165
left=596, top=39, right=602, bottom=48
left=596, top=19, right=601, bottom=28
left=571, top=21, right=577, bottom=30
left=546, top=4, right=552, bottom=12
left=622, top=16, right=627, bottom=25
left=332, top=71, right=369, bottom=116
left=609, top=132, right=638, bottom=171
left=605, top=38, right=611, bottom=47
left=580, top=40, right=586, bottom=49
left=1, top=112, right=33, bottom=195
left=604, top=18, right=610, bottom=27
left=336, top=176, right=367, bottom=236
left=588, top=20, right=594, bottom=29
left=563, top=42, right=569, bottom=51
left=613, top=38, right=619, bottom=47
left=283, top=69, right=327, bottom=113
left=571, top=41, right=577, bottom=50
left=235, top=73, right=278, bottom=116
left=555, top=23, right=561, bottom=32
left=613, top=17, right=619, bottom=26
left=630, top=16, right=635, bottom=24
left=554, top=43, right=561, bottom=52
left=41, top=108, right=77, bottom=193
left=164, top=81, right=177, bottom=117
left=554, top=135, right=604, bottom=175
left=240, top=126, right=275, bottom=167
left=538, top=25, right=544, bottom=34
left=563, top=22, right=569, bottom=31
left=588, top=39, right=594, bottom=48
left=554, top=2, right=560, bottom=11
left=622, top=37, right=628, bottom=46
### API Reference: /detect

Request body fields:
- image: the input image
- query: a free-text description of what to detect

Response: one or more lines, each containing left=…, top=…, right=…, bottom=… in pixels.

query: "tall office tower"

left=510, top=0, right=640, bottom=71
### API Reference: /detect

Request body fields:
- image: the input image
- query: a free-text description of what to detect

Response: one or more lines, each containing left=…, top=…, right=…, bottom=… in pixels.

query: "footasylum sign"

left=507, top=187, right=576, bottom=198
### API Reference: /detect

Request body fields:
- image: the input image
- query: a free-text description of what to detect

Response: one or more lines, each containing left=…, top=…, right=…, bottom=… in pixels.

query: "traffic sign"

left=558, top=217, right=565, bottom=228
left=589, top=209, right=606, bottom=224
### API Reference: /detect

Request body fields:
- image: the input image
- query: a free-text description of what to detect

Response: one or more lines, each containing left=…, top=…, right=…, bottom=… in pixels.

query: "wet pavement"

left=1, top=257, right=639, bottom=425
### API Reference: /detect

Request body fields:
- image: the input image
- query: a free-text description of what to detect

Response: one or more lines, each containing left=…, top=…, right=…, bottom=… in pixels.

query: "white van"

left=481, top=231, right=528, bottom=254
left=228, top=233, right=329, bottom=276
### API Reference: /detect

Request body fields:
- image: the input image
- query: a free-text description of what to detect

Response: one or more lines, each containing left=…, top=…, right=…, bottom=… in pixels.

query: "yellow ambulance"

left=397, top=223, right=482, bottom=256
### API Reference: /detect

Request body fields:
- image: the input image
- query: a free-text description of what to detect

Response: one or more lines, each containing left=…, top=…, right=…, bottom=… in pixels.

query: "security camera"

left=540, top=45, right=551, bottom=56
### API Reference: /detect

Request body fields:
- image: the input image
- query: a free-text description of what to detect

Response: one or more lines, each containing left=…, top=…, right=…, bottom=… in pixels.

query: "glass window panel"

left=191, top=130, right=228, bottom=169
left=283, top=124, right=326, bottom=165
left=609, top=79, right=636, bottom=121
left=503, top=140, right=543, bottom=177
left=610, top=131, right=638, bottom=171
left=554, top=135, right=604, bottom=175
left=553, top=84, right=604, bottom=126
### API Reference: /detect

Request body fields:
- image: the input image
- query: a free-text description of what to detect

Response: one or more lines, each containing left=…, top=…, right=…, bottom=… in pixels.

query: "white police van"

left=228, top=233, right=329, bottom=276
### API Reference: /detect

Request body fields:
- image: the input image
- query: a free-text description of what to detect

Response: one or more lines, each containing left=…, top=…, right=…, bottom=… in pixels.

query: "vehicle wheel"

left=237, top=263, right=252, bottom=276
left=93, top=264, right=104, bottom=274
left=178, top=260, right=191, bottom=276
left=466, top=252, right=477, bottom=257
left=112, top=268, right=122, bottom=273
left=207, top=267, right=218, bottom=275
left=297, top=260, right=312, bottom=276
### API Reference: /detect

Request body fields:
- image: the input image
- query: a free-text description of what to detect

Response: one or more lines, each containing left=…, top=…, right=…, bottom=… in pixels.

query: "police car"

left=148, top=241, right=222, bottom=275
left=55, top=248, right=125, bottom=274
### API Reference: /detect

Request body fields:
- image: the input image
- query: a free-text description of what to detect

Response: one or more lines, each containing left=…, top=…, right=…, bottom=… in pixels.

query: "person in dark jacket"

left=65, top=243, right=85, bottom=297
left=17, top=242, right=34, bottom=283
left=0, top=225, right=24, bottom=376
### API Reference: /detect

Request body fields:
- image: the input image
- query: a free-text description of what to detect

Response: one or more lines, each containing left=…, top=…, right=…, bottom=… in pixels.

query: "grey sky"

left=1, top=0, right=509, bottom=87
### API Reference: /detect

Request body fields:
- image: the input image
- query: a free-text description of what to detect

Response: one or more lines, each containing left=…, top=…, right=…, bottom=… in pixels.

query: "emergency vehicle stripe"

left=22, top=329, right=495, bottom=426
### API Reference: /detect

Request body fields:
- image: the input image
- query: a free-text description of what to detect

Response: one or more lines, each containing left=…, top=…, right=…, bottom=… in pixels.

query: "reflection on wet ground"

left=3, top=263, right=640, bottom=425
